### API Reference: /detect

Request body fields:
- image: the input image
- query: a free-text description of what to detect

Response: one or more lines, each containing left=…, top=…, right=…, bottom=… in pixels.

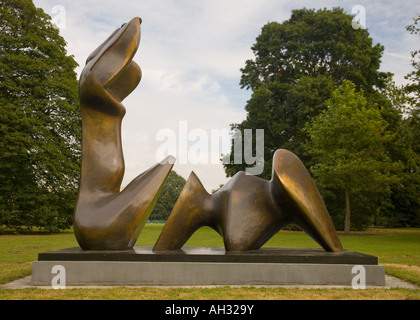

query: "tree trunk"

left=344, top=187, right=351, bottom=235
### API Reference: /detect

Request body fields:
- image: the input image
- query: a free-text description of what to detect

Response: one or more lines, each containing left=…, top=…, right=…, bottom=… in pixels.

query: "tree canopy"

left=224, top=7, right=390, bottom=179
left=223, top=7, right=419, bottom=230
left=305, top=81, right=398, bottom=233
left=388, top=14, right=420, bottom=227
left=405, top=15, right=420, bottom=112
left=240, top=7, right=387, bottom=93
left=0, top=0, right=81, bottom=232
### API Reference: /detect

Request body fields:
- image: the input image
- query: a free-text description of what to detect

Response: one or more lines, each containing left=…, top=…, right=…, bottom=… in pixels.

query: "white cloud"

left=32, top=0, right=420, bottom=191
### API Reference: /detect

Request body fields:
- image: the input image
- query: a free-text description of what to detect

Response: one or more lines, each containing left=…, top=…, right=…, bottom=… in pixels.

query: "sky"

left=32, top=0, right=420, bottom=192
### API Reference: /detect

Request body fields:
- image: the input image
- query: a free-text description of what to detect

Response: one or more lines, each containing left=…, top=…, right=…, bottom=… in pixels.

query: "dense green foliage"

left=224, top=8, right=388, bottom=177
left=305, top=81, right=399, bottom=233
left=149, top=171, right=186, bottom=221
left=0, top=0, right=81, bottom=232
left=406, top=15, right=420, bottom=111
left=386, top=14, right=420, bottom=228
left=224, top=8, right=420, bottom=230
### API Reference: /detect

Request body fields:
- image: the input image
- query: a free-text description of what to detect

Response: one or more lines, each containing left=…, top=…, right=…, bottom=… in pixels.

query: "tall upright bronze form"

left=154, top=149, right=343, bottom=252
left=73, top=17, right=174, bottom=250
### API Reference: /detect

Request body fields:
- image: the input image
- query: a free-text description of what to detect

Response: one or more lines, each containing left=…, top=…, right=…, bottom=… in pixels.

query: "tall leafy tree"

left=0, top=0, right=81, bottom=232
left=374, top=15, right=420, bottom=228
left=404, top=14, right=420, bottom=164
left=384, top=14, right=420, bottom=227
left=224, top=7, right=390, bottom=180
left=405, top=14, right=420, bottom=111
left=240, top=8, right=386, bottom=93
left=305, top=81, right=399, bottom=234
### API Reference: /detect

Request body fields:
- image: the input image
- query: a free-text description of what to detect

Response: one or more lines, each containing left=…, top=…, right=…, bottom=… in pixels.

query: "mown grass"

left=0, top=231, right=77, bottom=285
left=1, top=286, right=419, bottom=300
left=0, top=225, right=419, bottom=300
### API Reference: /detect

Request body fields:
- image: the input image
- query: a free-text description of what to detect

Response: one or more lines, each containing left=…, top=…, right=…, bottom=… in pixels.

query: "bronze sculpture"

left=73, top=17, right=174, bottom=250
left=154, top=149, right=343, bottom=252
left=73, top=17, right=342, bottom=253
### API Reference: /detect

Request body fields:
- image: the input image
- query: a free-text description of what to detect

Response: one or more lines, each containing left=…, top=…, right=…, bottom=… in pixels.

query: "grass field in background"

left=0, top=225, right=419, bottom=299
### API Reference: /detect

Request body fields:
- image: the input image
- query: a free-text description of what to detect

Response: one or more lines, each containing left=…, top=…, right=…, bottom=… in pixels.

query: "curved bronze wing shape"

left=153, top=149, right=343, bottom=252
left=74, top=18, right=174, bottom=250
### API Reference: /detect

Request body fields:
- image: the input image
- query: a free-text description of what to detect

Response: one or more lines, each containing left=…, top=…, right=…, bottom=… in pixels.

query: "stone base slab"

left=31, top=247, right=385, bottom=287
left=31, top=260, right=385, bottom=287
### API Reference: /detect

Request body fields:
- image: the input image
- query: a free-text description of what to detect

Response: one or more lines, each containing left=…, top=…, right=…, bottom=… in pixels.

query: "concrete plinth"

left=31, top=247, right=385, bottom=287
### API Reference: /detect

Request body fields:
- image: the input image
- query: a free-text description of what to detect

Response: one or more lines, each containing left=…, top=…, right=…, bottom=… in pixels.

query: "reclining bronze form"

left=154, top=149, right=343, bottom=252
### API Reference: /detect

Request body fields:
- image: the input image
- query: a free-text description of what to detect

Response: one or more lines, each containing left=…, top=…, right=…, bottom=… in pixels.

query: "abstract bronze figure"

left=73, top=17, right=174, bottom=250
left=154, top=149, right=343, bottom=252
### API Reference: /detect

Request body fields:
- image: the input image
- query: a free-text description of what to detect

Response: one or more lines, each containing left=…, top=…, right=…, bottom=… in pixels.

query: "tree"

left=0, top=0, right=81, bottom=232
left=223, top=75, right=335, bottom=178
left=385, top=115, right=420, bottom=227
left=405, top=14, right=420, bottom=112
left=223, top=7, right=390, bottom=180
left=240, top=8, right=386, bottom=93
left=373, top=15, right=420, bottom=228
left=383, top=14, right=420, bottom=227
left=149, top=171, right=186, bottom=221
left=404, top=14, right=420, bottom=164
left=305, top=81, right=399, bottom=234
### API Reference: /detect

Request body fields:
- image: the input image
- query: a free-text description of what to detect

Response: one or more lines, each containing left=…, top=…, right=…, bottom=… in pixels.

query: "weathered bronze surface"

left=154, top=149, right=343, bottom=252
left=73, top=17, right=174, bottom=250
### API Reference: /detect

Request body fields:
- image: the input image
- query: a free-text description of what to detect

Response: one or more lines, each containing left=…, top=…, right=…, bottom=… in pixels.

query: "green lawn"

left=0, top=225, right=419, bottom=300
